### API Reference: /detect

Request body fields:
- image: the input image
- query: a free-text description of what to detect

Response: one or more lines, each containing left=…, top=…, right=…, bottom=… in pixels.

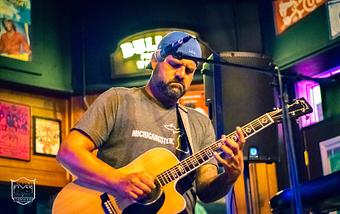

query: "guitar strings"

left=157, top=114, right=275, bottom=186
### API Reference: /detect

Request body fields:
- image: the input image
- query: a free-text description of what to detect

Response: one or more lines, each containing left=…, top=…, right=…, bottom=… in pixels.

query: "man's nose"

left=174, top=67, right=186, bottom=81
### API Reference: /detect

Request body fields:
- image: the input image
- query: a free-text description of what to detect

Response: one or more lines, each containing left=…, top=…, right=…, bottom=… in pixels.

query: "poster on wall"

left=0, top=100, right=30, bottom=161
left=33, top=116, right=61, bottom=157
left=320, top=135, right=340, bottom=175
left=0, top=0, right=31, bottom=61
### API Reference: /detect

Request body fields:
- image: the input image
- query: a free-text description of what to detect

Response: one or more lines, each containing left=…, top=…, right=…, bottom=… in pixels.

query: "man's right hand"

left=111, top=172, right=156, bottom=200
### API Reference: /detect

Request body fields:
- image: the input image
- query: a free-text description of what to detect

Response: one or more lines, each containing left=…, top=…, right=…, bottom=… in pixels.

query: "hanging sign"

left=273, top=0, right=326, bottom=35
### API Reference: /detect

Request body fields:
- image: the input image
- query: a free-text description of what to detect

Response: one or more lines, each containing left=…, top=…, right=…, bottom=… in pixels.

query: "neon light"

left=312, top=65, right=340, bottom=78
left=120, top=43, right=134, bottom=58
left=295, top=81, right=323, bottom=127
left=136, top=60, right=146, bottom=69
left=132, top=39, right=146, bottom=55
left=295, top=64, right=340, bottom=127
left=120, top=35, right=162, bottom=59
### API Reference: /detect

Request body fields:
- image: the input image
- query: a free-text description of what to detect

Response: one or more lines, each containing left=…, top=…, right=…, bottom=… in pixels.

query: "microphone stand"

left=274, top=64, right=303, bottom=214
left=175, top=52, right=308, bottom=213
left=174, top=53, right=336, bottom=84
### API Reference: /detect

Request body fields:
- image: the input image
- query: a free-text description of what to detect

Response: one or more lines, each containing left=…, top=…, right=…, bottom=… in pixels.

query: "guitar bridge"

left=100, top=193, right=117, bottom=214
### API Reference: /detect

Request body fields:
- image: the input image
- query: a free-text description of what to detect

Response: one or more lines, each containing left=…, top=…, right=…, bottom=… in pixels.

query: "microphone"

left=155, top=35, right=193, bottom=62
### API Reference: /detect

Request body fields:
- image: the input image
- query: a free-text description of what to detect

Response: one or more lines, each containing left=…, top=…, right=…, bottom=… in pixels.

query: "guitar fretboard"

left=155, top=113, right=274, bottom=186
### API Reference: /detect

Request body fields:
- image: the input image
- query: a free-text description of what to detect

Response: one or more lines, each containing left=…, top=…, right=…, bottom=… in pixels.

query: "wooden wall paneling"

left=234, top=172, right=248, bottom=213
left=0, top=88, right=71, bottom=187
left=247, top=163, right=278, bottom=214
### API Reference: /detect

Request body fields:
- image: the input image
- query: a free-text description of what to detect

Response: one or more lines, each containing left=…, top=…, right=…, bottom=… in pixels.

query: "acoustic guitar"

left=52, top=98, right=312, bottom=214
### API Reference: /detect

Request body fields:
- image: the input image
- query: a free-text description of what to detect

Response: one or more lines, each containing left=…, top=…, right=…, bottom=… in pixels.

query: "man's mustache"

left=168, top=80, right=184, bottom=88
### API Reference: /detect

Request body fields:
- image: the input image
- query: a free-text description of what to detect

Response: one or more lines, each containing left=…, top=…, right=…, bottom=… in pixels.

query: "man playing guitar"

left=54, top=31, right=245, bottom=214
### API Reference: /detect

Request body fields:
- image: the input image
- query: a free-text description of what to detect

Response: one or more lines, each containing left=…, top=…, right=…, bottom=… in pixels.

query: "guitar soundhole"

left=136, top=182, right=162, bottom=205
left=123, top=183, right=164, bottom=214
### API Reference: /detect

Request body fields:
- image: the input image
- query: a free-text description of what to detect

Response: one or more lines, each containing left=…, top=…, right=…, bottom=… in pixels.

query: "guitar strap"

left=176, top=104, right=198, bottom=214
left=176, top=104, right=195, bottom=156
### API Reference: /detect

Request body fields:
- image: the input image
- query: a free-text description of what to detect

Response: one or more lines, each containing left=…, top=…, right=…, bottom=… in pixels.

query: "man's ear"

left=150, top=52, right=158, bottom=70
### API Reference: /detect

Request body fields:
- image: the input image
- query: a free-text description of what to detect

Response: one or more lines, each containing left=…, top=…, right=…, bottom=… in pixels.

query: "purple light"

left=295, top=80, right=323, bottom=127
left=313, top=65, right=340, bottom=78
left=294, top=64, right=340, bottom=127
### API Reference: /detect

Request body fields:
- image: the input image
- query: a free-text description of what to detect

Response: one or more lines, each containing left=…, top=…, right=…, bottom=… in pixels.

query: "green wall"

left=322, top=75, right=340, bottom=119
left=261, top=3, right=340, bottom=119
left=0, top=0, right=72, bottom=93
left=264, top=5, right=340, bottom=69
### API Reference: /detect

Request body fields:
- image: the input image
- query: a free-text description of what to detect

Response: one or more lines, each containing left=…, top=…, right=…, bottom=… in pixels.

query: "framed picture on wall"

left=0, top=100, right=31, bottom=161
left=320, top=135, right=340, bottom=175
left=302, top=117, right=340, bottom=179
left=0, top=0, right=32, bottom=61
left=33, top=116, right=61, bottom=157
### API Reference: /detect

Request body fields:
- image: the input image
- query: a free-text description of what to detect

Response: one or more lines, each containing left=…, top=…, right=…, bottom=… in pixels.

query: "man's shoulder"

left=183, top=106, right=210, bottom=121
left=101, top=87, right=141, bottom=97
left=92, top=87, right=139, bottom=104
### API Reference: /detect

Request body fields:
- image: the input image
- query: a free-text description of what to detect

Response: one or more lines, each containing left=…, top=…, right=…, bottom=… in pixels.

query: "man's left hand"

left=214, top=127, right=245, bottom=182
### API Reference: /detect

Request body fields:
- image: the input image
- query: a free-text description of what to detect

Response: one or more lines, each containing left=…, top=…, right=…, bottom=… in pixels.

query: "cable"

left=229, top=187, right=239, bottom=214
left=234, top=187, right=238, bottom=214
left=195, top=37, right=220, bottom=57
left=230, top=187, right=233, bottom=214
left=80, top=3, right=89, bottom=110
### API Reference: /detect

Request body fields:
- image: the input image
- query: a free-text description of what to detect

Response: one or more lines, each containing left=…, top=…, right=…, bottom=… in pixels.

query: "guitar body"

left=52, top=148, right=186, bottom=214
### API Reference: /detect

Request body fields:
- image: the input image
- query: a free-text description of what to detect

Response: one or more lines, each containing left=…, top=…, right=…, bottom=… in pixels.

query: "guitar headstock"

left=269, top=98, right=313, bottom=123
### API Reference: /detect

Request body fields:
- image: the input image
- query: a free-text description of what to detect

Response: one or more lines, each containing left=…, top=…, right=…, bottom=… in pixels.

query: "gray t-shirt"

left=72, top=87, right=217, bottom=213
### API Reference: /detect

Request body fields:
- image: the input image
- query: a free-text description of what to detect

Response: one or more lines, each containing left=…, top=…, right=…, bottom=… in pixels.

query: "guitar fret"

left=168, top=170, right=174, bottom=181
left=196, top=152, right=204, bottom=164
left=178, top=164, right=186, bottom=174
left=184, top=161, right=191, bottom=172
left=186, top=160, right=193, bottom=169
left=174, top=166, right=182, bottom=176
left=259, top=115, right=270, bottom=126
left=249, top=123, right=256, bottom=132
left=251, top=119, right=263, bottom=129
left=240, top=128, right=248, bottom=138
left=225, top=132, right=238, bottom=143
left=164, top=171, right=171, bottom=183
left=249, top=121, right=260, bottom=130
left=203, top=151, right=210, bottom=161
left=191, top=156, right=199, bottom=166
left=158, top=175, right=165, bottom=186
left=243, top=124, right=254, bottom=136
left=156, top=175, right=164, bottom=186
left=171, top=168, right=179, bottom=179
left=205, top=148, right=214, bottom=158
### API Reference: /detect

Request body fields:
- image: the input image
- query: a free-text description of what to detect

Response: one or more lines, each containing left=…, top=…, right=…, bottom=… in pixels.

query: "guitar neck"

left=155, top=113, right=275, bottom=187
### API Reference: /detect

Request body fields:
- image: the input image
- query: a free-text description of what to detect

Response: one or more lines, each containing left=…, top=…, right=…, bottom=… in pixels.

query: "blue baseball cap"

left=146, top=31, right=202, bottom=69
left=157, top=31, right=202, bottom=59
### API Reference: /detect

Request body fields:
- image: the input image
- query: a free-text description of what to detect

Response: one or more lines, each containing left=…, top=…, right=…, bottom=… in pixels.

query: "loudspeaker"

left=202, top=52, right=279, bottom=162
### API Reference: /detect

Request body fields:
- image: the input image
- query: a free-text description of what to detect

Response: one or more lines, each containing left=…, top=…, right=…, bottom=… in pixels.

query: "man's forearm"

left=196, top=166, right=236, bottom=203
left=56, top=141, right=121, bottom=194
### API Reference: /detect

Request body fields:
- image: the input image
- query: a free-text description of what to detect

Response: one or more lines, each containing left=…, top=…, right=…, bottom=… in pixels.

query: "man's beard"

left=156, top=80, right=185, bottom=100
